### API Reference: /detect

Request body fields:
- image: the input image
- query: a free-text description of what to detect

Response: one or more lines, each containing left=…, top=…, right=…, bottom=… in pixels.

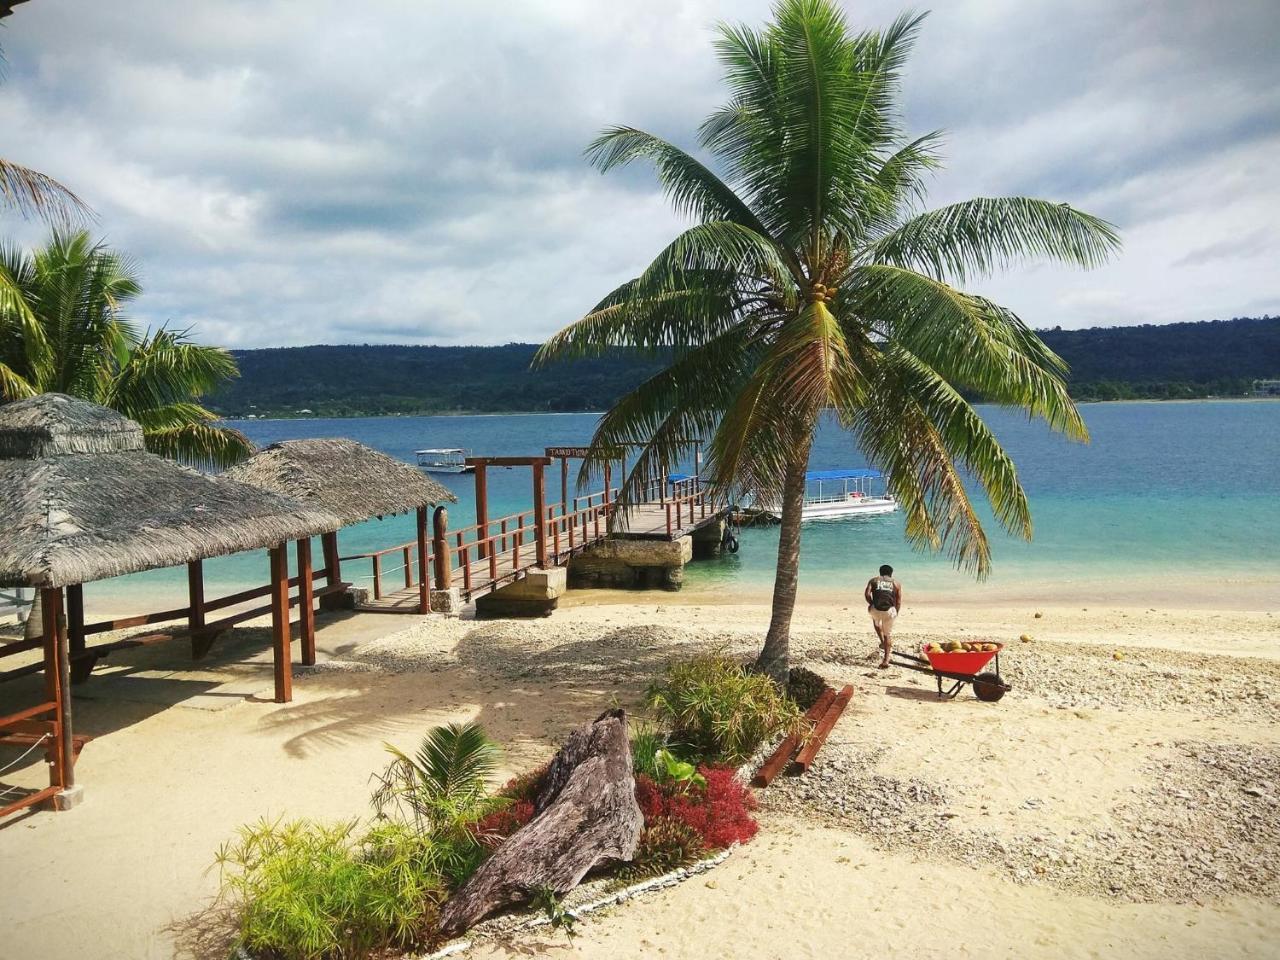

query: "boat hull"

left=801, top=496, right=897, bottom=521
left=753, top=495, right=898, bottom=522
left=419, top=464, right=473, bottom=474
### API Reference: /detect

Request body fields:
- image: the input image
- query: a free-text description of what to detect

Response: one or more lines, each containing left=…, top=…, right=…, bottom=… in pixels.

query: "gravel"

left=763, top=740, right=1280, bottom=903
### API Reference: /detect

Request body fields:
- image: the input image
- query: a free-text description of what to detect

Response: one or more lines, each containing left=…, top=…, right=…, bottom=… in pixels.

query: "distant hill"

left=207, top=316, right=1280, bottom=417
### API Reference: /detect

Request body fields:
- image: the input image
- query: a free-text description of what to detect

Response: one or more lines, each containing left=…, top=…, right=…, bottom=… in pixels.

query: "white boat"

left=759, top=469, right=897, bottom=521
left=415, top=448, right=473, bottom=474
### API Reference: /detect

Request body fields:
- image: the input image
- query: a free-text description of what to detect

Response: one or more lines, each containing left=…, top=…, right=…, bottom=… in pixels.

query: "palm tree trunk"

left=755, top=452, right=810, bottom=683
left=23, top=588, right=42, bottom=641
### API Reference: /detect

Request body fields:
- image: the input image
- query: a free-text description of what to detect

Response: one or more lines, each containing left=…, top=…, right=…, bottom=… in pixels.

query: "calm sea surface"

left=98, top=401, right=1279, bottom=605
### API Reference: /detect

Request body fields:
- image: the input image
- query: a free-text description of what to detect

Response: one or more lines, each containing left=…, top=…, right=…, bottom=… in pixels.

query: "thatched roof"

left=225, top=438, right=456, bottom=526
left=0, top=394, right=342, bottom=589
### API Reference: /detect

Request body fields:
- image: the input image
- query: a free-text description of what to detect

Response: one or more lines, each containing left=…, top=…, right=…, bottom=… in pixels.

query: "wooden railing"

left=341, top=495, right=615, bottom=603
left=661, top=484, right=711, bottom=537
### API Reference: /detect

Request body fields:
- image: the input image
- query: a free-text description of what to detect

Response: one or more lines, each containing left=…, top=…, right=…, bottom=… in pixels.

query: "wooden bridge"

left=344, top=452, right=725, bottom=612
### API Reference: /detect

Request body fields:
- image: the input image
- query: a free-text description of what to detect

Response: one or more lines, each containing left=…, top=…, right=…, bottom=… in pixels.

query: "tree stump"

left=438, top=708, right=643, bottom=936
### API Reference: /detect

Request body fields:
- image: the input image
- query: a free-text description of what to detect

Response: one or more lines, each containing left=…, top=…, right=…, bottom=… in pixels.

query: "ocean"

left=90, top=401, right=1280, bottom=608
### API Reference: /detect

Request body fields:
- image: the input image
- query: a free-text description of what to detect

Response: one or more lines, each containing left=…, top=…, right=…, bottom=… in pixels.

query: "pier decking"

left=345, top=455, right=729, bottom=612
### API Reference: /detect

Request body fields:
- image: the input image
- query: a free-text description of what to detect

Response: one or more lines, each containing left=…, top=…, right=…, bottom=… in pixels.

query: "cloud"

left=1, top=0, right=1277, bottom=348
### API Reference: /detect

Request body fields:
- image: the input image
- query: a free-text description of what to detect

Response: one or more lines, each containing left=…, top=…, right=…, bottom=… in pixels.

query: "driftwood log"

left=438, top=708, right=643, bottom=936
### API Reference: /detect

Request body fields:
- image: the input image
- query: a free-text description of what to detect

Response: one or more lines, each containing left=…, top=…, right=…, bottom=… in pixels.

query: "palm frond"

left=0, top=157, right=92, bottom=223
left=871, top=196, right=1121, bottom=282
left=848, top=264, right=1088, bottom=440
left=143, top=421, right=254, bottom=469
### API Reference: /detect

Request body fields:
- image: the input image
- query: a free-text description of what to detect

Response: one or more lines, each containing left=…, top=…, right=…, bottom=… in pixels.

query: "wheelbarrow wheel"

left=973, top=672, right=1006, bottom=702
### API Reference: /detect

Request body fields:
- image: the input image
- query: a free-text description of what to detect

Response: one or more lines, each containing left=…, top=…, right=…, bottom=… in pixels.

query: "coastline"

left=217, top=396, right=1277, bottom=422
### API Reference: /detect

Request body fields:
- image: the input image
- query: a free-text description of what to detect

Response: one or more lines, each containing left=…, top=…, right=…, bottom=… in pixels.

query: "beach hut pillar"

left=416, top=507, right=430, bottom=614
left=319, top=531, right=342, bottom=611
left=40, top=587, right=77, bottom=802
left=296, top=539, right=316, bottom=666
left=268, top=544, right=293, bottom=703
left=65, top=584, right=88, bottom=684
left=533, top=460, right=548, bottom=569
left=474, top=464, right=489, bottom=560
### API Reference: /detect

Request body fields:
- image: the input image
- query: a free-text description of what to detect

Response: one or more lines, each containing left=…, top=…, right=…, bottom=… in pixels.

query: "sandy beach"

left=2, top=586, right=1278, bottom=960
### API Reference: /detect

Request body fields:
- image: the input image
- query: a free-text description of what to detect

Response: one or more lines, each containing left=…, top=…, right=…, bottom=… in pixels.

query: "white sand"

left=1, top=590, right=1277, bottom=960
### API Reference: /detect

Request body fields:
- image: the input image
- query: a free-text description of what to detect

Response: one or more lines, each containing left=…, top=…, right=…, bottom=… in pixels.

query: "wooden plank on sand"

left=752, top=687, right=836, bottom=788
left=790, top=684, right=854, bottom=774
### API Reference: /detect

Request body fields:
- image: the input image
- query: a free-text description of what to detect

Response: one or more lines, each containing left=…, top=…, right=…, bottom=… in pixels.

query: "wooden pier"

left=343, top=449, right=729, bottom=612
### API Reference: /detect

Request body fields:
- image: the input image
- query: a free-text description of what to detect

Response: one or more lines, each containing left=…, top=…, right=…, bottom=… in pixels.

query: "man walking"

left=865, top=564, right=902, bottom=669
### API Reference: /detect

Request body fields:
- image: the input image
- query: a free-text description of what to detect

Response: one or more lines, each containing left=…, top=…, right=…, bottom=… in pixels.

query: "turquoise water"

left=94, top=401, right=1280, bottom=606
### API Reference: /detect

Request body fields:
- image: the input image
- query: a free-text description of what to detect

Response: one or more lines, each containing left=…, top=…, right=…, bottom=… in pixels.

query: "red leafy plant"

left=473, top=764, right=548, bottom=847
left=635, top=764, right=758, bottom=849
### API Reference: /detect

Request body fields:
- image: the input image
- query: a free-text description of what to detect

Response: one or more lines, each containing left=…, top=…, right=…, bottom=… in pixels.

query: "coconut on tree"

left=537, top=0, right=1120, bottom=681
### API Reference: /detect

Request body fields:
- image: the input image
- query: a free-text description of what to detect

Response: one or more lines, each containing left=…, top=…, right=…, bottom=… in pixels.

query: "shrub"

left=630, top=728, right=667, bottom=779
left=497, top=763, right=549, bottom=804
left=633, top=765, right=759, bottom=850
left=645, top=654, right=803, bottom=763
left=370, top=722, right=505, bottom=885
left=620, top=816, right=706, bottom=882
left=474, top=799, right=535, bottom=848
left=786, top=666, right=829, bottom=712
left=216, top=818, right=446, bottom=960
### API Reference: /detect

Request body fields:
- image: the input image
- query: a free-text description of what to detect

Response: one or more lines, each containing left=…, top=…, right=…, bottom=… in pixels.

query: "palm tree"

left=536, top=1, right=1120, bottom=681
left=0, top=230, right=253, bottom=467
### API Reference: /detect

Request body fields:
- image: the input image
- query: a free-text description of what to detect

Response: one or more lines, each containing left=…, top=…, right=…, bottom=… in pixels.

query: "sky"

left=1, top=0, right=1277, bottom=349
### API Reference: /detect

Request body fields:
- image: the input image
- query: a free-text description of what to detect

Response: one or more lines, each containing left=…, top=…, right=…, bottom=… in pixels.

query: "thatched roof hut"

left=225, top=438, right=456, bottom=526
left=0, top=394, right=341, bottom=589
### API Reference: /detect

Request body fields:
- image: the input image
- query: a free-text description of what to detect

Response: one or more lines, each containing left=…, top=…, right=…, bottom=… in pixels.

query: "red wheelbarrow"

left=889, top=642, right=1011, bottom=702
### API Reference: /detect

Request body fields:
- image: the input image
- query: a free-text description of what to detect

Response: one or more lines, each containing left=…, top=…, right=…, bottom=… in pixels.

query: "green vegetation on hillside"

left=207, top=316, right=1279, bottom=418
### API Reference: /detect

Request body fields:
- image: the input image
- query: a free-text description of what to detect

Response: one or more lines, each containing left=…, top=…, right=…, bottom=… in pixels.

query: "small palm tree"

left=537, top=1, right=1120, bottom=680
left=0, top=229, right=253, bottom=467
left=372, top=721, right=503, bottom=833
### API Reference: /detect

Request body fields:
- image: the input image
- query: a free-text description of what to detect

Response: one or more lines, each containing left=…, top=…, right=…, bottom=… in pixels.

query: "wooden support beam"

left=465, top=455, right=552, bottom=467
left=187, top=559, right=207, bottom=660
left=560, top=457, right=569, bottom=516
left=66, top=584, right=88, bottom=684
left=432, top=506, right=452, bottom=590
left=41, top=587, right=73, bottom=791
left=319, top=530, right=342, bottom=612
left=268, top=545, right=292, bottom=703
left=474, top=464, right=489, bottom=559
left=297, top=539, right=316, bottom=667
left=532, top=460, right=548, bottom=568
left=416, top=507, right=430, bottom=614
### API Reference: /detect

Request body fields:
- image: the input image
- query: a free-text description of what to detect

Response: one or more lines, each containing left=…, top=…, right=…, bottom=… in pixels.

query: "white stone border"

left=421, top=846, right=735, bottom=959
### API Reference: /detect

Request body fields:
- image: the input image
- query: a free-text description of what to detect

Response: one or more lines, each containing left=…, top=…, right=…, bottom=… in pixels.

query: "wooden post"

left=297, top=539, right=316, bottom=667
left=416, top=506, right=430, bottom=613
left=187, top=561, right=205, bottom=632
left=474, top=464, right=489, bottom=560
left=533, top=460, right=548, bottom=568
left=432, top=506, right=451, bottom=590
left=319, top=531, right=342, bottom=612
left=322, top=531, right=341, bottom=585
left=603, top=462, right=612, bottom=508
left=269, top=544, right=292, bottom=703
left=41, top=587, right=73, bottom=791
left=560, top=457, right=569, bottom=516
left=65, top=584, right=87, bottom=684
left=402, top=546, right=413, bottom=589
